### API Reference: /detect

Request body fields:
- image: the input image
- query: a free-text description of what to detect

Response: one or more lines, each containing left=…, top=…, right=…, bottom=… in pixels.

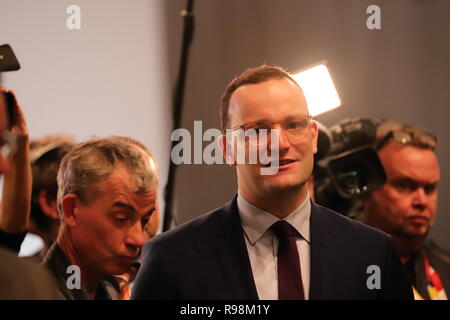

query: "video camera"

left=313, top=117, right=387, bottom=217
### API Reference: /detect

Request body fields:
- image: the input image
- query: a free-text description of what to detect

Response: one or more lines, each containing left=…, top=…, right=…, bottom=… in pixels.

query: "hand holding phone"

left=0, top=88, right=28, bottom=137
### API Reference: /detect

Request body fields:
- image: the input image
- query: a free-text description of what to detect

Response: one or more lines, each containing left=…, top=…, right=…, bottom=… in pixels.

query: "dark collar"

left=42, top=243, right=111, bottom=300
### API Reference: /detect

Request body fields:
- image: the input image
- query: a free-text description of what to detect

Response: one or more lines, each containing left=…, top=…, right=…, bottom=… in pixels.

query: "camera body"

left=314, top=117, right=387, bottom=217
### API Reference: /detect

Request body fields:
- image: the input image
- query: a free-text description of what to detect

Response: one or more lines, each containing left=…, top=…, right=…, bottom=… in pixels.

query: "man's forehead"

left=100, top=165, right=148, bottom=193
left=112, top=189, right=157, bottom=209
left=101, top=173, right=157, bottom=209
left=232, top=78, right=303, bottom=100
left=229, top=78, right=307, bottom=121
left=381, top=143, right=440, bottom=182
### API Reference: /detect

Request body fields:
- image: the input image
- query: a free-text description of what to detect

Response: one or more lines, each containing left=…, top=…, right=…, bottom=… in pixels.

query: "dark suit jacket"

left=0, top=246, right=60, bottom=300
left=132, top=197, right=413, bottom=300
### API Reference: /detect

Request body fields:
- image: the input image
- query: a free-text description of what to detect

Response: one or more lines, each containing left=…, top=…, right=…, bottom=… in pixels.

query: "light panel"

left=292, top=64, right=341, bottom=117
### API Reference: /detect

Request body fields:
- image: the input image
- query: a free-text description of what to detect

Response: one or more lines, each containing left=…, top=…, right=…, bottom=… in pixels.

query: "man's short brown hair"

left=219, top=65, right=300, bottom=131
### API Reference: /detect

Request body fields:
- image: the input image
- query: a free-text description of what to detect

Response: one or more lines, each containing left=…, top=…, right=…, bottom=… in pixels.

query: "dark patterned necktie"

left=271, top=220, right=305, bottom=300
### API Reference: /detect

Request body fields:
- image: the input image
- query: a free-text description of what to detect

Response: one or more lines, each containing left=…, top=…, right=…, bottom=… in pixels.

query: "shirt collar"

left=237, top=191, right=311, bottom=245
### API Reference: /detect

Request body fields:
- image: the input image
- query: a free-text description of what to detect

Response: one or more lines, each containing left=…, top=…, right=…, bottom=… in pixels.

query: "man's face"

left=228, top=78, right=318, bottom=197
left=0, top=92, right=9, bottom=175
left=69, top=165, right=157, bottom=275
left=363, top=142, right=440, bottom=239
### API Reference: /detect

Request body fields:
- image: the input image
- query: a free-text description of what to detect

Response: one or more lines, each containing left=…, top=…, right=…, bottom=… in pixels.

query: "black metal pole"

left=162, top=0, right=195, bottom=231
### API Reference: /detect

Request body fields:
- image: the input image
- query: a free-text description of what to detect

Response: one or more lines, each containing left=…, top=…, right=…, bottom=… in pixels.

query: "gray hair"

left=375, top=120, right=437, bottom=151
left=57, top=136, right=158, bottom=218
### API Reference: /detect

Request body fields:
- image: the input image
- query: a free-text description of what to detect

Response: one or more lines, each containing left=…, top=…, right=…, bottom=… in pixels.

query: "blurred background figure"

left=311, top=117, right=449, bottom=299
left=361, top=121, right=449, bottom=300
left=18, top=135, right=76, bottom=259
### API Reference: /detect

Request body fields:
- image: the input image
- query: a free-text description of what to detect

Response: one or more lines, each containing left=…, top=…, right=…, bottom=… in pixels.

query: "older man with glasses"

left=362, top=120, right=450, bottom=300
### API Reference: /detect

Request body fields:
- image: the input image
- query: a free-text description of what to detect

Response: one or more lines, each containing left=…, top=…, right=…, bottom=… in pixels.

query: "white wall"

left=0, top=0, right=171, bottom=234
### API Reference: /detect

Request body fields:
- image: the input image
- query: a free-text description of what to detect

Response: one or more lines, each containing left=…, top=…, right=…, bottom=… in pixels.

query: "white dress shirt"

left=237, top=191, right=311, bottom=300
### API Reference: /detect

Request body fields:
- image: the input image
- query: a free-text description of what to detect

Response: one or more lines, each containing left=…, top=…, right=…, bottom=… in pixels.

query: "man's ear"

left=310, top=120, right=319, bottom=155
left=218, top=134, right=237, bottom=167
left=38, top=190, right=60, bottom=221
left=61, top=194, right=78, bottom=227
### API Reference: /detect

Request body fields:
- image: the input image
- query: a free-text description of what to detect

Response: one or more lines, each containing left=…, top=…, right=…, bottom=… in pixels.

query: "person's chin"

left=263, top=175, right=304, bottom=192
left=403, top=226, right=430, bottom=238
left=106, top=261, right=131, bottom=275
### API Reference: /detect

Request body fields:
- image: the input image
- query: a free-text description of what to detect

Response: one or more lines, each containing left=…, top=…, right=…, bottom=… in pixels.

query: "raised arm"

left=0, top=88, right=32, bottom=235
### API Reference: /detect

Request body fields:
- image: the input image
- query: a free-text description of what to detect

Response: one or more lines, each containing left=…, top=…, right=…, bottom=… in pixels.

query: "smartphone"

left=0, top=44, right=21, bottom=72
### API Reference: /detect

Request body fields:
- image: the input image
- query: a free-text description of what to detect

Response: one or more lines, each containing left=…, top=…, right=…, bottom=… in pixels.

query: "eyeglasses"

left=229, top=115, right=312, bottom=146
left=375, top=120, right=437, bottom=151
left=0, top=130, right=18, bottom=159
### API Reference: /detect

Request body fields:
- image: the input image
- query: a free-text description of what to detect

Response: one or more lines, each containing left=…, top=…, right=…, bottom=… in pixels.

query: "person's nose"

left=412, top=187, right=428, bottom=211
left=271, top=126, right=290, bottom=155
left=125, top=222, right=146, bottom=251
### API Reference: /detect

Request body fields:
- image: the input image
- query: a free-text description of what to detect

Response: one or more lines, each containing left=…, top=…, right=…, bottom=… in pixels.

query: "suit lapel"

left=204, top=198, right=338, bottom=299
left=211, top=197, right=259, bottom=299
left=309, top=202, right=335, bottom=300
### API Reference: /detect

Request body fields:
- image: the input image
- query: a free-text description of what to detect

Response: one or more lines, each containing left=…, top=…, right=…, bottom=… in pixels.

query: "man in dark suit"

left=132, top=65, right=413, bottom=300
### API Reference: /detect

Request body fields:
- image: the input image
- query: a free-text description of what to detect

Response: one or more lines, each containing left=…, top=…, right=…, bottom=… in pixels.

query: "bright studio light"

left=292, top=64, right=341, bottom=117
